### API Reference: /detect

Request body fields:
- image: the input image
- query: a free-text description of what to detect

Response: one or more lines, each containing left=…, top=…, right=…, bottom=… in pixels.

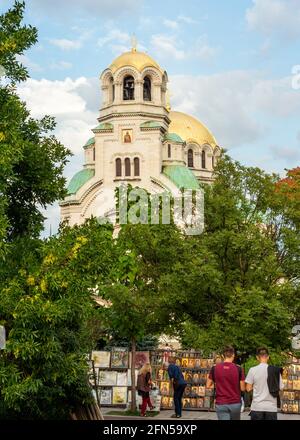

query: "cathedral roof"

left=67, top=168, right=95, bottom=195
left=83, top=137, right=95, bottom=149
left=109, top=50, right=164, bottom=74
left=169, top=111, right=217, bottom=148
left=163, top=165, right=200, bottom=190
left=164, top=133, right=184, bottom=144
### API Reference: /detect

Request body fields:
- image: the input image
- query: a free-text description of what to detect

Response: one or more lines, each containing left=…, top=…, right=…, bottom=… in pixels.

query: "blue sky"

left=1, top=0, right=300, bottom=234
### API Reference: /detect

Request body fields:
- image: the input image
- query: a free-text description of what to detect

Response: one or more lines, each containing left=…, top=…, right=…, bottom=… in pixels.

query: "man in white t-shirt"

left=245, top=347, right=283, bottom=420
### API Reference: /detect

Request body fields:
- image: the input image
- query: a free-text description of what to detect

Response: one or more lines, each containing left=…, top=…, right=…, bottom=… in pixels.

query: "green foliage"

left=0, top=1, right=71, bottom=240
left=177, top=155, right=300, bottom=358
left=0, top=219, right=115, bottom=419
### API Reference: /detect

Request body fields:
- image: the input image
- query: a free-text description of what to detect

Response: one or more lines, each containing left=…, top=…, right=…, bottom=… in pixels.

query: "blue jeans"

left=216, top=403, right=242, bottom=420
left=173, top=384, right=186, bottom=416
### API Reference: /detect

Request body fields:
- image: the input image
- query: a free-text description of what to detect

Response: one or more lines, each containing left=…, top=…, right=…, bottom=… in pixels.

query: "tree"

left=99, top=221, right=186, bottom=411
left=0, top=1, right=70, bottom=240
left=0, top=218, right=115, bottom=419
left=167, top=155, right=300, bottom=359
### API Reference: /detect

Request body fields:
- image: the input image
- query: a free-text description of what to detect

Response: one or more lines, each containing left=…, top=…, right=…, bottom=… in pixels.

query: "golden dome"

left=109, top=50, right=164, bottom=74
left=169, top=110, right=217, bottom=147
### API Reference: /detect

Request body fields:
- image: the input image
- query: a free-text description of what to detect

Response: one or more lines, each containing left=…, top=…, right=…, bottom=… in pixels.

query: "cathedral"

left=60, top=47, right=221, bottom=225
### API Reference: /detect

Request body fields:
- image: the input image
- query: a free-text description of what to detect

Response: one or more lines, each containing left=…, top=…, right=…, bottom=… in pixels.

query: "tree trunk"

left=131, top=337, right=137, bottom=412
left=70, top=403, right=104, bottom=420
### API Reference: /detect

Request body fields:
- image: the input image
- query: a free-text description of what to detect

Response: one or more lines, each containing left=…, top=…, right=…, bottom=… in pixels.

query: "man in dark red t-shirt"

left=206, top=346, right=245, bottom=420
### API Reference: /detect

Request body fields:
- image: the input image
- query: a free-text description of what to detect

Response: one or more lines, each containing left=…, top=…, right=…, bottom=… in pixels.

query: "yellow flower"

left=0, top=132, right=5, bottom=142
left=77, top=236, right=88, bottom=244
left=27, top=276, right=35, bottom=286
left=43, top=254, right=56, bottom=265
left=40, top=279, right=47, bottom=293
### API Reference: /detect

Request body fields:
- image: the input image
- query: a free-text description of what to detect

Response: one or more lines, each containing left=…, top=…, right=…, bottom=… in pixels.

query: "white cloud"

left=177, top=15, right=199, bottom=24
left=98, top=29, right=131, bottom=48
left=28, top=0, right=143, bottom=18
left=163, top=19, right=179, bottom=30
left=269, top=145, right=300, bottom=162
left=150, top=34, right=217, bottom=62
left=17, top=55, right=43, bottom=73
left=169, top=70, right=300, bottom=148
left=51, top=61, right=73, bottom=70
left=50, top=38, right=82, bottom=50
left=17, top=76, right=101, bottom=155
left=246, top=0, right=300, bottom=38
left=151, top=34, right=185, bottom=60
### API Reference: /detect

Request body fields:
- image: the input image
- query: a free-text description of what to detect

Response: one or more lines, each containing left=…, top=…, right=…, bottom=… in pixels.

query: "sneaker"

left=170, top=414, right=178, bottom=418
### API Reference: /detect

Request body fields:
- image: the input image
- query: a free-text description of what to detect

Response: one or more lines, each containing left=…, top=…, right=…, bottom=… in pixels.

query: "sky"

left=1, top=0, right=300, bottom=235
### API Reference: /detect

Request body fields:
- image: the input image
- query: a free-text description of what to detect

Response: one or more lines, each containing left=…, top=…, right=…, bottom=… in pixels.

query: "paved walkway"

left=102, top=408, right=300, bottom=420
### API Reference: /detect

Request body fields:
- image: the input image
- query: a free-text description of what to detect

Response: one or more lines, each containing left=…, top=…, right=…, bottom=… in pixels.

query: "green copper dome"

left=164, top=133, right=184, bottom=144
left=140, top=121, right=163, bottom=129
left=83, top=137, right=95, bottom=149
left=163, top=165, right=200, bottom=190
left=67, top=168, right=95, bottom=195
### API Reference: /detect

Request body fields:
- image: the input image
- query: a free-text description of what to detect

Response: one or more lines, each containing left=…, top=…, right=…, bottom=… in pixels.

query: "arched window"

left=202, top=150, right=206, bottom=169
left=143, top=76, right=151, bottom=101
left=93, top=147, right=95, bottom=161
left=123, top=75, right=135, bottom=100
left=212, top=156, right=214, bottom=168
left=168, top=144, right=171, bottom=158
left=188, top=149, right=194, bottom=168
left=115, top=158, right=122, bottom=177
left=134, top=157, right=140, bottom=176
left=125, top=157, right=131, bottom=176
left=110, top=77, right=115, bottom=102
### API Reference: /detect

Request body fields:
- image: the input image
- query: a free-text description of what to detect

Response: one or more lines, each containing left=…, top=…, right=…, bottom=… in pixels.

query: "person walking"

left=137, top=363, right=154, bottom=417
left=167, top=356, right=187, bottom=418
left=245, top=347, right=283, bottom=420
left=206, top=346, right=245, bottom=420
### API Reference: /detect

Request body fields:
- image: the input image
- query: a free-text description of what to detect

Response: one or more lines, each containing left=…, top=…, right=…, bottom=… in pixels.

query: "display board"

left=150, top=350, right=215, bottom=411
left=281, top=354, right=300, bottom=414
left=90, top=348, right=147, bottom=408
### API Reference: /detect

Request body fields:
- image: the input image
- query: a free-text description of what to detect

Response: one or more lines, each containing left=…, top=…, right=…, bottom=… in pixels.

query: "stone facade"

left=60, top=49, right=221, bottom=225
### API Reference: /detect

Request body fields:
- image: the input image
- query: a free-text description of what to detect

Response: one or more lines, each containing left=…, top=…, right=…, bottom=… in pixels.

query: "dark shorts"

left=250, top=411, right=277, bottom=420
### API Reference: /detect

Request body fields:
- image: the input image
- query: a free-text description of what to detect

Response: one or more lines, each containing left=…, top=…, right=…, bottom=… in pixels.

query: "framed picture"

left=194, top=359, right=201, bottom=368
left=190, top=398, right=197, bottom=408
left=168, top=397, right=174, bottom=409
left=160, top=381, right=170, bottom=396
left=98, top=370, right=117, bottom=386
left=204, top=397, right=211, bottom=408
left=99, top=388, right=112, bottom=405
left=112, top=387, right=127, bottom=405
left=192, top=373, right=200, bottom=384
left=188, top=358, right=195, bottom=369
left=200, top=359, right=208, bottom=368
left=191, top=386, right=199, bottom=396
left=184, top=385, right=192, bottom=396
left=91, top=351, right=110, bottom=368
left=111, top=348, right=129, bottom=369
left=197, top=398, right=204, bottom=408
left=157, top=368, right=165, bottom=381
left=122, top=129, right=133, bottom=144
left=199, top=386, right=206, bottom=397
left=117, top=372, right=128, bottom=386
left=181, top=358, right=189, bottom=368
left=182, top=398, right=190, bottom=409
left=88, top=369, right=98, bottom=386
left=161, top=396, right=169, bottom=408
left=185, top=372, right=193, bottom=383
left=131, top=351, right=150, bottom=369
